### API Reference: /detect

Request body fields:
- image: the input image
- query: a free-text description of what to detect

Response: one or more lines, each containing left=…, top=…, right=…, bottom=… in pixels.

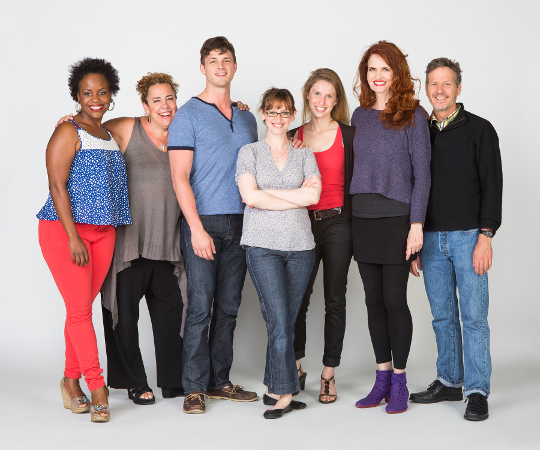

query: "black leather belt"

left=310, top=207, right=342, bottom=221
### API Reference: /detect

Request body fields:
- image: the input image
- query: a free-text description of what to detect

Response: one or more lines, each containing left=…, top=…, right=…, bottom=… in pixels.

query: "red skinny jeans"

left=39, top=220, right=115, bottom=391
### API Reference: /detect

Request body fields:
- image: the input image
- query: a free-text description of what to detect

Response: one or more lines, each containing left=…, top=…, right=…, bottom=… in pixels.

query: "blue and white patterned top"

left=37, top=120, right=131, bottom=227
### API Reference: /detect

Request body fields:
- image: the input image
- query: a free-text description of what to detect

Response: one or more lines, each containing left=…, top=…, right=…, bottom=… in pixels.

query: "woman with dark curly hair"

left=37, top=57, right=130, bottom=422
left=288, top=68, right=355, bottom=404
left=350, top=42, right=431, bottom=414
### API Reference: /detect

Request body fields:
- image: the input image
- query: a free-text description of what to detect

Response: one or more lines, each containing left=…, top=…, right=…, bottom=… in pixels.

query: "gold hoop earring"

left=75, top=102, right=81, bottom=113
left=108, top=99, right=115, bottom=111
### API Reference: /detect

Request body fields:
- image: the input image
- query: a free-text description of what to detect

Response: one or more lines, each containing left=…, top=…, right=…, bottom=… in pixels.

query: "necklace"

left=271, top=147, right=288, bottom=162
left=146, top=122, right=167, bottom=151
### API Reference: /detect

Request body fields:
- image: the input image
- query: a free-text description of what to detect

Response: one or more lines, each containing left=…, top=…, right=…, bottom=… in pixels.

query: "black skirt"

left=352, top=215, right=417, bottom=265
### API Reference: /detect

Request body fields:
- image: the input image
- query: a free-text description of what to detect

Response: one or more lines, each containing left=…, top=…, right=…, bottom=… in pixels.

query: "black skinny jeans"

left=294, top=214, right=353, bottom=367
left=356, top=261, right=412, bottom=370
left=102, top=257, right=184, bottom=389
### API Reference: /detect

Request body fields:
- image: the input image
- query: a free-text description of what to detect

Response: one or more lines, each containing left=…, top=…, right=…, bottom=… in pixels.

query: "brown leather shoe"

left=206, top=383, right=258, bottom=402
left=183, top=392, right=209, bottom=414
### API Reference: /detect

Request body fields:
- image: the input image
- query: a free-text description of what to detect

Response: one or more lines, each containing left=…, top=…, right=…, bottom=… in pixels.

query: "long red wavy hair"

left=353, top=41, right=425, bottom=129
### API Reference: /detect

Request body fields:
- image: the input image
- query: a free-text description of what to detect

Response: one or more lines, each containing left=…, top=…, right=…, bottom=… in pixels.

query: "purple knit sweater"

left=350, top=106, right=431, bottom=224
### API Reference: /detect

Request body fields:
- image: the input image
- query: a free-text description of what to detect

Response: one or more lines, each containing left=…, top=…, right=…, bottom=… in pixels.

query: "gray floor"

left=2, top=361, right=537, bottom=450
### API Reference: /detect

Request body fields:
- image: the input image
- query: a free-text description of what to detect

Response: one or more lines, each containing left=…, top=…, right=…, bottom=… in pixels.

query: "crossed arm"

left=237, top=173, right=321, bottom=210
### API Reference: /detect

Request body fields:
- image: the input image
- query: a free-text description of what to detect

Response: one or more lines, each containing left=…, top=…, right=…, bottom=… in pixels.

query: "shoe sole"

left=464, top=413, right=489, bottom=421
left=409, top=394, right=463, bottom=404
left=206, top=395, right=259, bottom=402
left=162, top=393, right=185, bottom=399
left=91, top=416, right=110, bottom=422
left=183, top=408, right=205, bottom=414
left=386, top=408, right=408, bottom=414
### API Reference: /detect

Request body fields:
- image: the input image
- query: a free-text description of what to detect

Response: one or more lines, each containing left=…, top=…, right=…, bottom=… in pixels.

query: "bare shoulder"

left=103, top=117, right=135, bottom=140
left=49, top=121, right=79, bottom=145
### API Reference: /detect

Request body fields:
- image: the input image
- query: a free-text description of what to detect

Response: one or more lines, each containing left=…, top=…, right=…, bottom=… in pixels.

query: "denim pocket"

left=460, top=228, right=480, bottom=234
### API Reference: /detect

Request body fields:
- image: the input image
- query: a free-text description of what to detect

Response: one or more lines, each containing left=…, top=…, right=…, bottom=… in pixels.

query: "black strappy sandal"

left=128, top=386, right=155, bottom=405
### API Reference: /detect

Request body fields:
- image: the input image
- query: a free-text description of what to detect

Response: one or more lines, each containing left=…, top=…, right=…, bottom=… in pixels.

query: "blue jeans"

left=246, top=246, right=315, bottom=395
left=421, top=230, right=491, bottom=397
left=181, top=215, right=246, bottom=394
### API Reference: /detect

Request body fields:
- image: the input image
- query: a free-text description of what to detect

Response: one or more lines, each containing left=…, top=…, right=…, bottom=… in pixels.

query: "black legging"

left=357, top=261, right=412, bottom=370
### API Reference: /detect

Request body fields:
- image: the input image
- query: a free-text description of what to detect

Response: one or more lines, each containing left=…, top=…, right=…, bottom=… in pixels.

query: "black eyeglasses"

left=265, top=111, right=293, bottom=118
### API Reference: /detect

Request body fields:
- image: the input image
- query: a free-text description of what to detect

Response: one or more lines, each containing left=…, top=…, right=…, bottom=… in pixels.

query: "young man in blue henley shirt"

left=168, top=36, right=259, bottom=414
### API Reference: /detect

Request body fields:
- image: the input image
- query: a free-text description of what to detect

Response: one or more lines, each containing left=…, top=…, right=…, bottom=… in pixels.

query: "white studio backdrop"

left=0, top=0, right=538, bottom=448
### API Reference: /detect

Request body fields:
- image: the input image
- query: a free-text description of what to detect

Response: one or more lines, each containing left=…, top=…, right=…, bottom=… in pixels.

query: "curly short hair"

left=135, top=72, right=179, bottom=105
left=68, top=57, right=119, bottom=102
left=425, top=57, right=462, bottom=86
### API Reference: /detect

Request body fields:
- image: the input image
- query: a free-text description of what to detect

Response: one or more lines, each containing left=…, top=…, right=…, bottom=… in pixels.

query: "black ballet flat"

left=263, top=402, right=294, bottom=419
left=128, top=386, right=155, bottom=405
left=262, top=394, right=306, bottom=409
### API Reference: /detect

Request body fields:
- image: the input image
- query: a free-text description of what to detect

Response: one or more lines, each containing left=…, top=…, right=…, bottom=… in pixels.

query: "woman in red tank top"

left=288, top=69, right=356, bottom=403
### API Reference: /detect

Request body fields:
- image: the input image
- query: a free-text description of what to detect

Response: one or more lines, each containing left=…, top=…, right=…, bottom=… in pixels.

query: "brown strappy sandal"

left=319, top=375, right=337, bottom=404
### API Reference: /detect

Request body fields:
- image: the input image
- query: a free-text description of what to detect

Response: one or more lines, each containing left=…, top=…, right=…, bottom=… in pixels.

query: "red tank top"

left=299, top=125, right=345, bottom=211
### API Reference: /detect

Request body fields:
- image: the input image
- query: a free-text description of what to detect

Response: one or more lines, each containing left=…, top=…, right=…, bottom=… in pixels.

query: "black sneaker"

left=409, top=380, right=463, bottom=403
left=464, top=393, right=489, bottom=421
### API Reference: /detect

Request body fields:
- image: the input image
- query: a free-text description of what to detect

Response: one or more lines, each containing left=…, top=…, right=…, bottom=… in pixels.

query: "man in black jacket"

left=409, top=58, right=503, bottom=422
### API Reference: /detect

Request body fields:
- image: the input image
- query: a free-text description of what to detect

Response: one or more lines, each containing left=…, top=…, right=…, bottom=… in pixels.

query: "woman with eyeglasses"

left=236, top=87, right=321, bottom=419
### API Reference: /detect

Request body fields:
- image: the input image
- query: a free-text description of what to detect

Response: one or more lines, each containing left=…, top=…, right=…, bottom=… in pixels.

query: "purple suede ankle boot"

left=386, top=372, right=409, bottom=414
left=355, top=370, right=392, bottom=408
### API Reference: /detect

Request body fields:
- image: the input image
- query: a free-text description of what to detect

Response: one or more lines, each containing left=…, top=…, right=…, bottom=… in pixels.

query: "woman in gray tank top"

left=98, top=73, right=187, bottom=404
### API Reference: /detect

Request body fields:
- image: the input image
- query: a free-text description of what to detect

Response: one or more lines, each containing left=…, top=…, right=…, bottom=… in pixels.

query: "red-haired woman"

left=350, top=42, right=431, bottom=414
left=288, top=69, right=355, bottom=404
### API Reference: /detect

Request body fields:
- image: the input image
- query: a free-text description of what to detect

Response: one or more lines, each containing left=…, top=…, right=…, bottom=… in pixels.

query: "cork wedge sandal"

left=60, top=377, right=90, bottom=414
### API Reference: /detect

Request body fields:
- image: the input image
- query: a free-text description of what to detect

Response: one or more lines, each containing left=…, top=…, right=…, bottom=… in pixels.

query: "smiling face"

left=143, top=83, right=177, bottom=128
left=200, top=49, right=237, bottom=88
left=366, top=53, right=394, bottom=95
left=308, top=80, right=338, bottom=120
left=77, top=73, right=111, bottom=120
left=260, top=103, right=296, bottom=136
left=426, top=66, right=462, bottom=116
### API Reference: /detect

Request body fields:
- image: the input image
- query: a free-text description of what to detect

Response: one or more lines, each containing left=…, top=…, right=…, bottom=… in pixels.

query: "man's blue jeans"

left=421, top=230, right=491, bottom=397
left=181, top=215, right=246, bottom=394
left=246, top=246, right=315, bottom=395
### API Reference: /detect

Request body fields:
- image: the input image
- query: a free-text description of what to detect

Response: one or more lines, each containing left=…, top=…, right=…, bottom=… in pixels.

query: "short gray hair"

left=425, top=57, right=462, bottom=86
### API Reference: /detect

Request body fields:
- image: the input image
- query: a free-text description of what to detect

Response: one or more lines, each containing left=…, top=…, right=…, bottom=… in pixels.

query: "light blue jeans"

left=421, top=229, right=491, bottom=397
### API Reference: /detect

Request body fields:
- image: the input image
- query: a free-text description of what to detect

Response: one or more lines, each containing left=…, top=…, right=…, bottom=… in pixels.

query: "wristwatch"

left=480, top=229, right=495, bottom=238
